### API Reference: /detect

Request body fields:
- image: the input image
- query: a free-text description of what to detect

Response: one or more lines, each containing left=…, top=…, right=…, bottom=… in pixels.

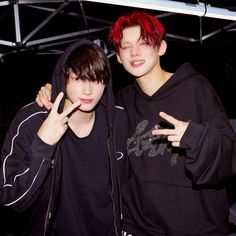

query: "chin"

left=79, top=105, right=95, bottom=113
left=131, top=72, right=146, bottom=79
left=80, top=109, right=94, bottom=113
left=127, top=69, right=145, bottom=77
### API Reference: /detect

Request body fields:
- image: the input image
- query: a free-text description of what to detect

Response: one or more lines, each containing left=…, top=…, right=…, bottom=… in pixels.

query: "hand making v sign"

left=37, top=92, right=81, bottom=145
left=152, top=111, right=190, bottom=147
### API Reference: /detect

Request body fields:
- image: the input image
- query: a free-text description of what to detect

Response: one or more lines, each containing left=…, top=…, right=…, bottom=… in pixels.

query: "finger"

left=62, top=101, right=81, bottom=117
left=36, top=95, right=43, bottom=107
left=37, top=93, right=49, bottom=108
left=45, top=83, right=52, bottom=101
left=43, top=101, right=53, bottom=110
left=152, top=128, right=175, bottom=136
left=38, top=90, right=53, bottom=110
left=39, top=88, right=48, bottom=102
left=159, top=112, right=179, bottom=126
left=51, top=92, right=64, bottom=113
left=167, top=135, right=180, bottom=142
left=171, top=141, right=180, bottom=147
left=46, top=102, right=53, bottom=110
left=62, top=116, right=69, bottom=124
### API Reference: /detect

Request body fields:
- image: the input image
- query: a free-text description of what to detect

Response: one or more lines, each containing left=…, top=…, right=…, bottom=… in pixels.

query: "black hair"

left=64, top=43, right=110, bottom=85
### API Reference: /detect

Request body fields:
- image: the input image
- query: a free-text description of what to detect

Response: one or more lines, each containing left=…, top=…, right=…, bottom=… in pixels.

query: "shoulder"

left=115, top=84, right=134, bottom=106
left=116, top=84, right=134, bottom=97
left=2, top=102, right=50, bottom=150
left=15, top=102, right=48, bottom=121
left=177, top=63, right=215, bottom=93
left=8, top=102, right=49, bottom=134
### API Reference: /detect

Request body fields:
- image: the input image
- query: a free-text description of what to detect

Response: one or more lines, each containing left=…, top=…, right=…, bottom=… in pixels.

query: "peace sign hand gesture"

left=152, top=112, right=190, bottom=147
left=37, top=92, right=80, bottom=145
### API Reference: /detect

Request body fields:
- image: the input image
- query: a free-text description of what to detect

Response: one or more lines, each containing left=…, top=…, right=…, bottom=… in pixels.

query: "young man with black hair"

left=0, top=39, right=127, bottom=236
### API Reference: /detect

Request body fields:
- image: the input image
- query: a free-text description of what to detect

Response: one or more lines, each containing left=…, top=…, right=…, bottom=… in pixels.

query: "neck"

left=64, top=99, right=96, bottom=138
left=136, top=66, right=173, bottom=96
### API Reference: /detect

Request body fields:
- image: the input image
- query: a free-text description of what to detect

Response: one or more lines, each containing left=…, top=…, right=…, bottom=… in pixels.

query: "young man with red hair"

left=36, top=11, right=236, bottom=236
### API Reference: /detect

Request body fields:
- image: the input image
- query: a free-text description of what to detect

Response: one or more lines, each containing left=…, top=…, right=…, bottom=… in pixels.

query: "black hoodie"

left=116, top=63, right=236, bottom=236
left=0, top=39, right=127, bottom=236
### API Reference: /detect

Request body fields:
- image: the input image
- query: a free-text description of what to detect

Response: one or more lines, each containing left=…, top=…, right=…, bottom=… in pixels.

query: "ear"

left=158, top=40, right=167, bottom=56
left=116, top=53, right=122, bottom=64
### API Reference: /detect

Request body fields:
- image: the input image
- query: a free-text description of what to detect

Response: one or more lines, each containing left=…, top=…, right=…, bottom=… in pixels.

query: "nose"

left=82, top=81, right=92, bottom=95
left=131, top=45, right=140, bottom=56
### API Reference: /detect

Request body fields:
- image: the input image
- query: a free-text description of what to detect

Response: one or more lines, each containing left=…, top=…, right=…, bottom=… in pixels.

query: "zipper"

left=107, top=137, right=119, bottom=236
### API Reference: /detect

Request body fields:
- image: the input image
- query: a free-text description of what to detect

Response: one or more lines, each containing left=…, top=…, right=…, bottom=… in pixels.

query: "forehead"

left=121, top=25, right=141, bottom=43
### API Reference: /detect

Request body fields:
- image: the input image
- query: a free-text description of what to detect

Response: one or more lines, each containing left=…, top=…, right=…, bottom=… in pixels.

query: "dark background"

left=0, top=0, right=236, bottom=235
left=0, top=0, right=236, bottom=147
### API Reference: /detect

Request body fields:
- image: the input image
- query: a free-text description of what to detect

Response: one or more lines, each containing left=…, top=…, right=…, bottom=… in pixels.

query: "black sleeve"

left=181, top=82, right=236, bottom=185
left=0, top=108, right=55, bottom=212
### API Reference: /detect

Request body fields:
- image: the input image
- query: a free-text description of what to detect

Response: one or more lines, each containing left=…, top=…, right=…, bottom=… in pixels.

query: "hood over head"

left=50, top=38, right=115, bottom=126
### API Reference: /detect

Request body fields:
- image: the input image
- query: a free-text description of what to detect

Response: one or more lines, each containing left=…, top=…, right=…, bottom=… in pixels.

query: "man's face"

left=66, top=72, right=105, bottom=112
left=117, top=25, right=164, bottom=79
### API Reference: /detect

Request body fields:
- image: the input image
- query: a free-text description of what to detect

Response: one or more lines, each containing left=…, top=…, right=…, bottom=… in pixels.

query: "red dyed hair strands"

left=108, top=11, right=166, bottom=51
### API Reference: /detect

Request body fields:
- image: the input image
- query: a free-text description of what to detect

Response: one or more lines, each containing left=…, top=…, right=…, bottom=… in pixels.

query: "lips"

left=130, top=60, right=145, bottom=67
left=80, top=98, right=93, bottom=104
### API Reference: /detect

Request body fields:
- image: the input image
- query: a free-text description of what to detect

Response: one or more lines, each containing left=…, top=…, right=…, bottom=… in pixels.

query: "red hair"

left=108, top=11, right=166, bottom=52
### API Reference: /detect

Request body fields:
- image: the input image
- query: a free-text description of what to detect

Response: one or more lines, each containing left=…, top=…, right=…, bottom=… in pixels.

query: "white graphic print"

left=122, top=231, right=133, bottom=236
